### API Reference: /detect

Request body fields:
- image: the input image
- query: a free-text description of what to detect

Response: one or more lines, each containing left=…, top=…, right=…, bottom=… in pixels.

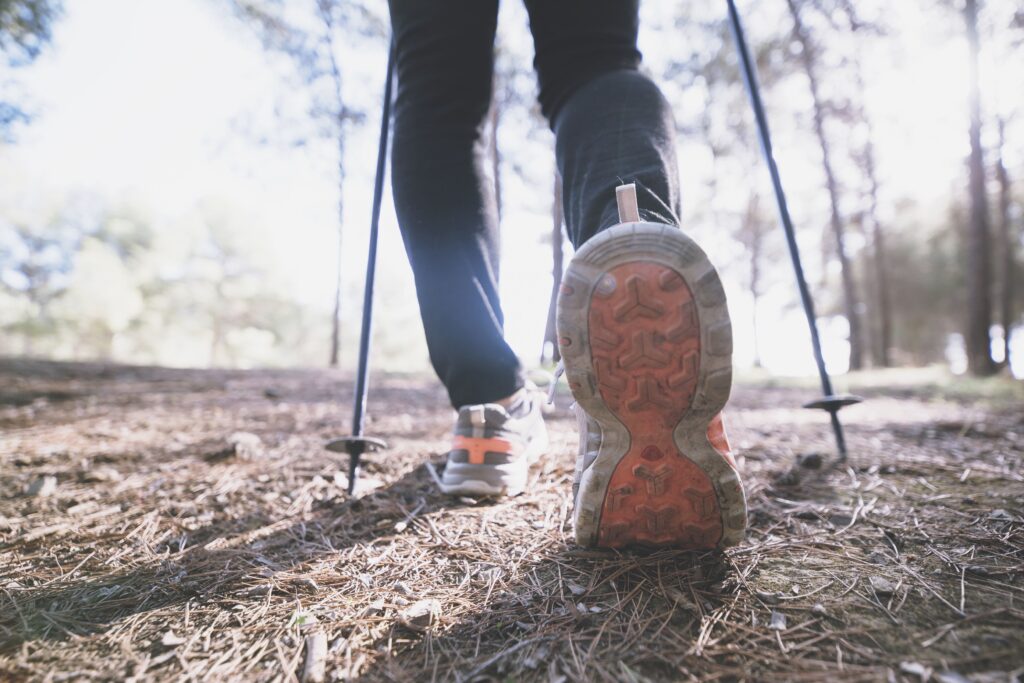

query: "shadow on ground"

left=1, top=360, right=1022, bottom=682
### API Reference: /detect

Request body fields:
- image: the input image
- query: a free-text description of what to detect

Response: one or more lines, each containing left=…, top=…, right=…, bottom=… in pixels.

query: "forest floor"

left=0, top=359, right=1022, bottom=682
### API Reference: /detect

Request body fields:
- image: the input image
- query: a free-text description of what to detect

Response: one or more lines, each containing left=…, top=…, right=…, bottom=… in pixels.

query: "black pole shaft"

left=725, top=0, right=848, bottom=456
left=348, top=41, right=396, bottom=493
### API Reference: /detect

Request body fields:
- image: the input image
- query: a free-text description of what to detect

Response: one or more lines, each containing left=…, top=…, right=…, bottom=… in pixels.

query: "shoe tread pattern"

left=588, top=262, right=723, bottom=548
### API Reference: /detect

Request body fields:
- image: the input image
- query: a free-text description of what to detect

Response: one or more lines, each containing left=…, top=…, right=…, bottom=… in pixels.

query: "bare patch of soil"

left=0, top=359, right=1021, bottom=681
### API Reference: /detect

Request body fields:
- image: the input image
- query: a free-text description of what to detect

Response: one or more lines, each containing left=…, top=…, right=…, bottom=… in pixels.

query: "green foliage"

left=0, top=0, right=61, bottom=63
left=0, top=0, right=61, bottom=137
left=0, top=0, right=1020, bottom=374
left=226, top=0, right=385, bottom=138
left=0, top=197, right=321, bottom=366
left=882, top=211, right=965, bottom=364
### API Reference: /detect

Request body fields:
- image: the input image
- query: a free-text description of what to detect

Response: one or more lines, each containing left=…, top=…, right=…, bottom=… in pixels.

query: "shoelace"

left=547, top=360, right=565, bottom=405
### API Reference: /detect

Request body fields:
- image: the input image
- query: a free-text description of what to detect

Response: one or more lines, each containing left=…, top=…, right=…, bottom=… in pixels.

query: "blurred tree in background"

left=784, top=0, right=866, bottom=371
left=0, top=0, right=1021, bottom=377
left=0, top=197, right=317, bottom=366
left=227, top=0, right=386, bottom=368
left=962, top=0, right=996, bottom=376
left=0, top=0, right=61, bottom=139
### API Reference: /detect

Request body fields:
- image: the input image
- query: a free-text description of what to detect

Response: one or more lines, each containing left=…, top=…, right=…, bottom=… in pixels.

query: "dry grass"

left=0, top=359, right=1021, bottom=682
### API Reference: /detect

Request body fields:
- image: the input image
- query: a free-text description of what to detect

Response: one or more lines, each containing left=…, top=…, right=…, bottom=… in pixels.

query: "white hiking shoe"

left=439, top=391, right=548, bottom=497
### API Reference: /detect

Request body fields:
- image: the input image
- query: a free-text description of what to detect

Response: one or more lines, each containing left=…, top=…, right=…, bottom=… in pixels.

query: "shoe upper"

left=572, top=402, right=602, bottom=502
left=446, top=396, right=546, bottom=467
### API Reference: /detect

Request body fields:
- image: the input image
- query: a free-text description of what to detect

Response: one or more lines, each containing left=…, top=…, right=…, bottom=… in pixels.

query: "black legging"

left=388, top=0, right=681, bottom=408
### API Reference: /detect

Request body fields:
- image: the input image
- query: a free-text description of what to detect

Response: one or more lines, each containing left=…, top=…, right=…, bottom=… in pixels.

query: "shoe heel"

left=559, top=212, right=747, bottom=549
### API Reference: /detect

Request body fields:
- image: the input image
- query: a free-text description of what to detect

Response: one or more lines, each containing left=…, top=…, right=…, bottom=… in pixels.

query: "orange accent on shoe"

left=451, top=435, right=520, bottom=465
left=589, top=262, right=724, bottom=549
left=707, top=414, right=737, bottom=469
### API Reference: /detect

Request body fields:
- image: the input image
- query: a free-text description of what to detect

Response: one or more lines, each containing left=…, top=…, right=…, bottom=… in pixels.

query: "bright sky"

left=3, top=0, right=1021, bottom=376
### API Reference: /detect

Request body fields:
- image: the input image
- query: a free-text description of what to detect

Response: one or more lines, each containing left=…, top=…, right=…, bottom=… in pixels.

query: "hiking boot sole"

left=557, top=222, right=747, bottom=549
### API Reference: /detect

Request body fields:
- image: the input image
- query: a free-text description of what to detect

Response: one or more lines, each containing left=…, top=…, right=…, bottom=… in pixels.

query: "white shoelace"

left=547, top=360, right=565, bottom=405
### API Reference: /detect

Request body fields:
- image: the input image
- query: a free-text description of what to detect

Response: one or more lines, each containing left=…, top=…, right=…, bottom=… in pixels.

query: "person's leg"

left=388, top=0, right=522, bottom=409
left=523, top=0, right=682, bottom=247
left=525, top=2, right=747, bottom=549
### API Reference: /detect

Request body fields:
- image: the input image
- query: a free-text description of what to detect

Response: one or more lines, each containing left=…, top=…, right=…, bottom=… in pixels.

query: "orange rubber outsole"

left=558, top=221, right=747, bottom=549
left=586, top=262, right=723, bottom=548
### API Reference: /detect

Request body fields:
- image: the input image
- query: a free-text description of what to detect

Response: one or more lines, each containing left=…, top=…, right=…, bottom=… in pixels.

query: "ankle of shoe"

left=496, top=389, right=530, bottom=418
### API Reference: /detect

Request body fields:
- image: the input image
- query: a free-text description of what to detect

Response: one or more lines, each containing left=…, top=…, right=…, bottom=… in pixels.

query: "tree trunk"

left=542, top=172, right=564, bottom=364
left=320, top=3, right=346, bottom=369
left=864, top=137, right=892, bottom=368
left=211, top=280, right=226, bottom=366
left=329, top=214, right=342, bottom=368
left=329, top=117, right=345, bottom=368
left=844, top=7, right=893, bottom=368
left=963, top=0, right=996, bottom=376
left=745, top=193, right=764, bottom=369
left=786, top=0, right=865, bottom=371
left=996, top=117, right=1015, bottom=369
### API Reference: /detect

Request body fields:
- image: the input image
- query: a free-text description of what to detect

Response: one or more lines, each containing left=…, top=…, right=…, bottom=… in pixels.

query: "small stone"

left=361, top=599, right=386, bottom=617
left=867, top=551, right=890, bottom=565
left=161, top=630, right=187, bottom=647
left=811, top=603, right=827, bottom=617
left=296, top=578, right=319, bottom=592
left=352, top=477, right=384, bottom=495
left=566, top=581, right=586, bottom=596
left=769, top=611, right=787, bottom=631
left=774, top=468, right=801, bottom=486
left=899, top=661, right=929, bottom=679
left=228, top=432, right=264, bottom=460
left=869, top=576, right=896, bottom=596
left=797, top=452, right=824, bottom=469
left=398, top=598, right=441, bottom=632
left=27, top=476, right=57, bottom=497
left=829, top=513, right=854, bottom=527
left=755, top=591, right=781, bottom=605
left=79, top=467, right=123, bottom=483
left=934, top=671, right=971, bottom=683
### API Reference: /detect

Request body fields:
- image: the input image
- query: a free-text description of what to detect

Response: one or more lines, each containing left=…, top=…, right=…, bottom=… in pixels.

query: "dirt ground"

left=0, top=359, right=1021, bottom=682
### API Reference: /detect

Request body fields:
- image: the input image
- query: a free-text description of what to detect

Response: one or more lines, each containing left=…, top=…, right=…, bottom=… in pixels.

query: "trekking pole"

left=325, top=40, right=395, bottom=492
left=725, top=0, right=861, bottom=461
